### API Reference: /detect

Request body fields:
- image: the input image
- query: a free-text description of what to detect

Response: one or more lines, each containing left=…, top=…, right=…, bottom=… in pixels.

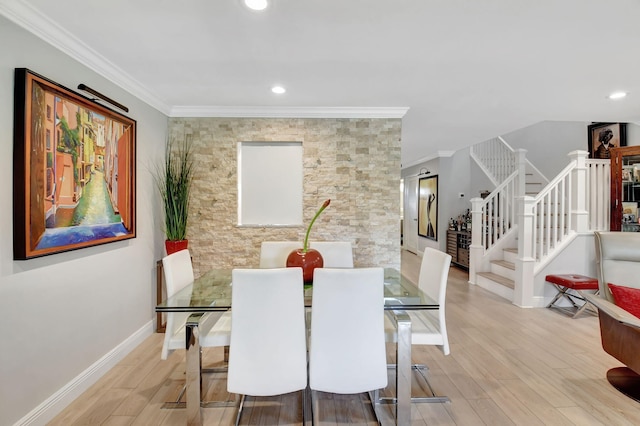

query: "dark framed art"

left=13, top=68, right=137, bottom=259
left=588, top=122, right=626, bottom=159
left=418, top=175, right=438, bottom=240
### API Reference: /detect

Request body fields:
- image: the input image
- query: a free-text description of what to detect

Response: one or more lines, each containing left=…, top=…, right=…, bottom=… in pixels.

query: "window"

left=238, top=142, right=303, bottom=226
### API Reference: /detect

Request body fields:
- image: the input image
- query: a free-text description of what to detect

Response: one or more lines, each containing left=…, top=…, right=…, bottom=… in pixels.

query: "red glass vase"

left=286, top=248, right=323, bottom=284
left=165, top=239, right=188, bottom=255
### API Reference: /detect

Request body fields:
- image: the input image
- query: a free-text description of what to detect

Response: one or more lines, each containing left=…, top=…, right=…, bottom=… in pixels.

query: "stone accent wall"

left=167, top=117, right=401, bottom=276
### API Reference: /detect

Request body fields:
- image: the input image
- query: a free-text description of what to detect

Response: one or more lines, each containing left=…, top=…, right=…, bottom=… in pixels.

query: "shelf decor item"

left=287, top=199, right=331, bottom=283
left=155, top=137, right=194, bottom=255
left=13, top=68, right=137, bottom=260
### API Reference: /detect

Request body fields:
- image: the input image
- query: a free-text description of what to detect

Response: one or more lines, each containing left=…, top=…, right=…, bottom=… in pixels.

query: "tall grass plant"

left=156, top=138, right=194, bottom=241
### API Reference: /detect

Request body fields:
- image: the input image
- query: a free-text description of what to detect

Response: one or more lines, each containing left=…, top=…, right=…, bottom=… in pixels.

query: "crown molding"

left=0, top=1, right=409, bottom=120
left=169, top=105, right=409, bottom=118
left=0, top=0, right=171, bottom=115
left=402, top=150, right=456, bottom=169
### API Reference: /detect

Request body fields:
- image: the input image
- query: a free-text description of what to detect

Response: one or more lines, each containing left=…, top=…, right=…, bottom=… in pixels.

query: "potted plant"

left=155, top=138, right=194, bottom=255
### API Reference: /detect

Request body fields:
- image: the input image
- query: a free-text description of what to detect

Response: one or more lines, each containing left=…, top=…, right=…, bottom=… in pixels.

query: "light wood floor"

left=49, top=250, right=640, bottom=425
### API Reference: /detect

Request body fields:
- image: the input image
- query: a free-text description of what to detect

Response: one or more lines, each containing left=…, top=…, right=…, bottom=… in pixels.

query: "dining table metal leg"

left=393, top=310, right=412, bottom=425
left=185, top=314, right=203, bottom=426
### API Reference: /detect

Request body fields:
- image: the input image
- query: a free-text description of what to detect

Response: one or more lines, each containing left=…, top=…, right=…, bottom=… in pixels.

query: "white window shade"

left=238, top=141, right=303, bottom=226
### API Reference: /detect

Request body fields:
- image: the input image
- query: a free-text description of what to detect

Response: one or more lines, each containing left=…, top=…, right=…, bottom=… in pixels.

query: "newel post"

left=514, top=195, right=536, bottom=307
left=569, top=150, right=589, bottom=233
left=515, top=149, right=527, bottom=198
left=469, top=197, right=484, bottom=285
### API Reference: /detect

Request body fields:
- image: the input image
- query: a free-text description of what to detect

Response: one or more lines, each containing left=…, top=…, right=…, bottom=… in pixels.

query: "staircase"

left=472, top=167, right=543, bottom=302
left=476, top=248, right=516, bottom=300
left=468, top=137, right=610, bottom=306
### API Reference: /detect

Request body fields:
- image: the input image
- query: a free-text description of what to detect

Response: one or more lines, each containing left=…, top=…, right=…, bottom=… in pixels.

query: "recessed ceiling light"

left=271, top=85, right=286, bottom=94
left=244, top=0, right=268, bottom=11
left=608, top=91, right=627, bottom=100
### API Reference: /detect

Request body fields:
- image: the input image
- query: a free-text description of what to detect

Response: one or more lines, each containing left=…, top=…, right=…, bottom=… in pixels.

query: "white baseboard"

left=15, top=321, right=154, bottom=426
left=512, top=296, right=547, bottom=308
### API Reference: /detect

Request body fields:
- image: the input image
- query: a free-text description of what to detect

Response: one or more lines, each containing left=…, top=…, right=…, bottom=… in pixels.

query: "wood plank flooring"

left=49, top=250, right=640, bottom=425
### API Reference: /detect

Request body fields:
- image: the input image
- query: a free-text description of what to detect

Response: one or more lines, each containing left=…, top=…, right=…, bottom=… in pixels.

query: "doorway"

left=403, top=176, right=419, bottom=254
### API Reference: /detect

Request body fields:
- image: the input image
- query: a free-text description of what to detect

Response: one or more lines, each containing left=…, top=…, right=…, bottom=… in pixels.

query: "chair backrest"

left=227, top=268, right=307, bottom=396
left=259, top=241, right=302, bottom=268
left=161, top=249, right=194, bottom=359
left=595, top=231, right=640, bottom=303
left=419, top=247, right=452, bottom=306
left=419, top=247, right=452, bottom=355
left=309, top=267, right=387, bottom=394
left=162, top=249, right=194, bottom=296
left=309, top=241, right=354, bottom=268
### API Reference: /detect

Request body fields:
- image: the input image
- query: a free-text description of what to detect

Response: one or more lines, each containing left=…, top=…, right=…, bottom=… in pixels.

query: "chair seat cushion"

left=384, top=310, right=444, bottom=345
left=608, top=283, right=640, bottom=318
left=166, top=324, right=187, bottom=354
left=200, top=311, right=232, bottom=347
left=545, top=274, right=598, bottom=290
left=167, top=312, right=232, bottom=354
left=409, top=310, right=445, bottom=345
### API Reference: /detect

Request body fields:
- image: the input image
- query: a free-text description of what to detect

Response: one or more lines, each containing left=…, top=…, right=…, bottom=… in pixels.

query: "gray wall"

left=503, top=120, right=640, bottom=179
left=402, top=151, right=473, bottom=253
left=502, top=121, right=588, bottom=179
left=0, top=16, right=167, bottom=425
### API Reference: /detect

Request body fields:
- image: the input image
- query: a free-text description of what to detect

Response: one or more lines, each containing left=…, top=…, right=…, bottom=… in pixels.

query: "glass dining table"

left=156, top=267, right=438, bottom=425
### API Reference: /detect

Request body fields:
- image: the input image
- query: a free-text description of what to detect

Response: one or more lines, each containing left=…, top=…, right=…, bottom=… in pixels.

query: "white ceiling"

left=3, top=0, right=640, bottom=167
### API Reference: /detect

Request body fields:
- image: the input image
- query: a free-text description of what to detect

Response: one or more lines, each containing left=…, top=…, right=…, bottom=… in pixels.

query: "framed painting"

left=588, top=122, right=627, bottom=159
left=13, top=68, right=137, bottom=259
left=418, top=175, right=438, bottom=240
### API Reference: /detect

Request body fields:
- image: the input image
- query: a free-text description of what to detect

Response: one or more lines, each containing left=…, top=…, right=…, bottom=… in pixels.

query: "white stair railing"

left=472, top=146, right=610, bottom=306
left=527, top=163, right=573, bottom=264
left=469, top=150, right=526, bottom=283
left=515, top=151, right=608, bottom=306
left=478, top=171, right=519, bottom=251
left=520, top=153, right=610, bottom=266
left=470, top=136, right=517, bottom=185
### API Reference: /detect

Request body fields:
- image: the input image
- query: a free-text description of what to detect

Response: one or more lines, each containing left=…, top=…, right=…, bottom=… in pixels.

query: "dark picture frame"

left=418, top=175, right=438, bottom=240
left=588, top=122, right=627, bottom=159
left=13, top=68, right=137, bottom=259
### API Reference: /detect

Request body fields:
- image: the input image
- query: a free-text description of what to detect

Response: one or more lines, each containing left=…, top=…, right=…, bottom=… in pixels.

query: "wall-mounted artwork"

left=588, top=122, right=627, bottom=159
left=13, top=68, right=137, bottom=259
left=418, top=175, right=438, bottom=240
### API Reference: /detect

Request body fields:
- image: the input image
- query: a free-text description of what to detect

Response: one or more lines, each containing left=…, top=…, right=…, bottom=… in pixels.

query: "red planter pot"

left=165, top=239, right=189, bottom=255
left=286, top=248, right=323, bottom=284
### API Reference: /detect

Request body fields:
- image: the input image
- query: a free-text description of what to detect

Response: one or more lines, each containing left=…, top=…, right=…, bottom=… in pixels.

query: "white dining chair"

left=161, top=249, right=196, bottom=360
left=259, top=241, right=302, bottom=268
left=309, top=241, right=354, bottom=267
left=309, top=267, right=387, bottom=424
left=227, top=267, right=308, bottom=425
left=384, top=247, right=451, bottom=403
left=161, top=249, right=232, bottom=404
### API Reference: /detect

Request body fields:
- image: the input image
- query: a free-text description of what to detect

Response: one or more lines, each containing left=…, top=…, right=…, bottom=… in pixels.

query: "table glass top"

left=156, top=267, right=437, bottom=312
